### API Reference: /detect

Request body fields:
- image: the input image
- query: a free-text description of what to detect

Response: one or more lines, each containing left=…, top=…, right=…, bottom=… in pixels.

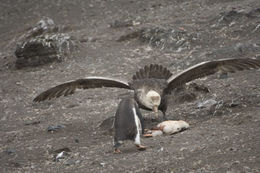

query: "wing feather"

left=33, top=77, right=131, bottom=102
left=166, top=58, right=260, bottom=92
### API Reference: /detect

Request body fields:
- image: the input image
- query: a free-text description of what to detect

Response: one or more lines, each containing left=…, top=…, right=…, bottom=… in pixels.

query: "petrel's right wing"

left=33, top=77, right=132, bottom=102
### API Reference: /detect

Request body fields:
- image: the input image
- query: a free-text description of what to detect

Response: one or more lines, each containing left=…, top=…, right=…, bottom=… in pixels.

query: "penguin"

left=113, top=98, right=147, bottom=153
left=143, top=120, right=189, bottom=137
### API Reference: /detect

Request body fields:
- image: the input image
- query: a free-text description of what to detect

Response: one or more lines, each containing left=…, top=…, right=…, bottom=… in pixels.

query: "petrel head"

left=146, top=90, right=161, bottom=114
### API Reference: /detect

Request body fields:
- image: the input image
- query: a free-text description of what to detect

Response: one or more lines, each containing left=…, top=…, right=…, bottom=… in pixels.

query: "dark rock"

left=74, top=138, right=79, bottom=143
left=188, top=83, right=210, bottom=93
left=53, top=147, right=71, bottom=154
left=175, top=92, right=197, bottom=103
left=223, top=100, right=240, bottom=108
left=4, top=148, right=16, bottom=155
left=24, top=120, right=41, bottom=126
left=229, top=102, right=240, bottom=108
left=218, top=73, right=228, bottom=79
left=15, top=17, right=75, bottom=69
left=47, top=124, right=65, bottom=132
left=219, top=10, right=245, bottom=24
left=9, top=161, right=22, bottom=168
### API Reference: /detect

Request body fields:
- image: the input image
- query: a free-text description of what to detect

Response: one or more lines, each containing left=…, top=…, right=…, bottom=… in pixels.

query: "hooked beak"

left=153, top=105, right=158, bottom=113
left=153, top=106, right=159, bottom=118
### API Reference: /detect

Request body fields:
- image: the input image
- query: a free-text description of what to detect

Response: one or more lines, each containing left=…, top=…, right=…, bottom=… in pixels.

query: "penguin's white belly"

left=132, top=107, right=142, bottom=145
left=157, top=120, right=189, bottom=134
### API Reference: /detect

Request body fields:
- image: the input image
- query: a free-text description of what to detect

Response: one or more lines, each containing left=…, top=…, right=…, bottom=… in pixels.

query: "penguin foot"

left=114, top=148, right=121, bottom=154
left=143, top=133, right=153, bottom=137
left=136, top=145, right=147, bottom=151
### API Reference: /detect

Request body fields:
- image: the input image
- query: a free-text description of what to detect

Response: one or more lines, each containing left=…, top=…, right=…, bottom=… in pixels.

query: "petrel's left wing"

left=166, top=58, right=260, bottom=92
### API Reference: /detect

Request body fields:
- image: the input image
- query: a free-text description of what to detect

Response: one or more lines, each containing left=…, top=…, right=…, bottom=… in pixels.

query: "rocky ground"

left=0, top=0, right=260, bottom=172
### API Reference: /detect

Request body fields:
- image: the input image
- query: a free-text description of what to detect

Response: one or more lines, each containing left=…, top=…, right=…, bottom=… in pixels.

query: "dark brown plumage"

left=33, top=58, right=260, bottom=118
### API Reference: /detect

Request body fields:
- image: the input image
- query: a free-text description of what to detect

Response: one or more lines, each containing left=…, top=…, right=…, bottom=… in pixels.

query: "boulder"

left=15, top=17, right=75, bottom=69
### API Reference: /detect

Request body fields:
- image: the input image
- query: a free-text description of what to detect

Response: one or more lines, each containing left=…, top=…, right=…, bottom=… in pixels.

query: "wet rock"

left=197, top=99, right=217, bottom=109
left=4, top=148, right=16, bottom=155
left=228, top=101, right=240, bottom=108
left=15, top=17, right=75, bottom=69
left=47, top=124, right=65, bottom=132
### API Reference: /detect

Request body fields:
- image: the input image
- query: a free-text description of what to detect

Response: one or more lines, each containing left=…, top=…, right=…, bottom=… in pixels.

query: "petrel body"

left=33, top=58, right=260, bottom=119
left=113, top=98, right=147, bottom=153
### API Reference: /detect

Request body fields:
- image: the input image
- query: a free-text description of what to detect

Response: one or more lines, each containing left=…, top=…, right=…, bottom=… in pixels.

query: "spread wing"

left=33, top=77, right=132, bottom=102
left=166, top=58, right=260, bottom=92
